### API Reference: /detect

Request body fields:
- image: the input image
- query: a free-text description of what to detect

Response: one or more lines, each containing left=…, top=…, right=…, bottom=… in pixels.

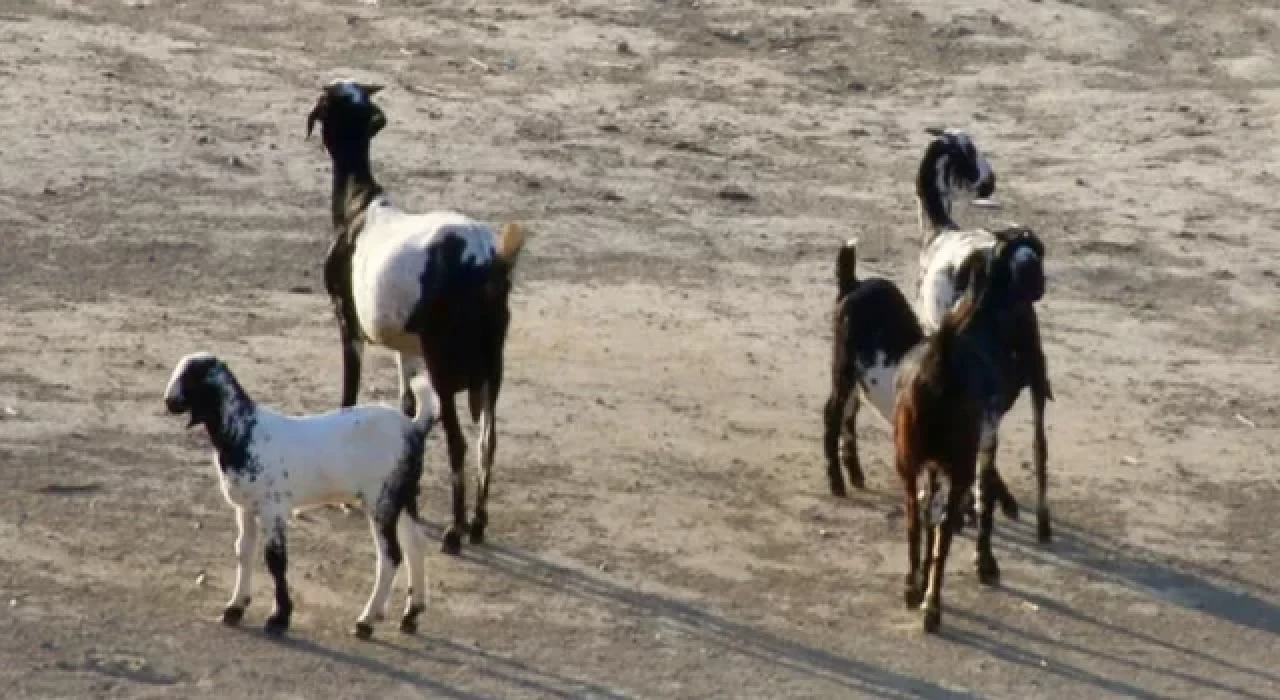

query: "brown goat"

left=893, top=240, right=1022, bottom=633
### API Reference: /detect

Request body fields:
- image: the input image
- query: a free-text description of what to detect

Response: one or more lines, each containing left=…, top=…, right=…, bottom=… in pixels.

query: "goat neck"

left=326, top=137, right=383, bottom=234
left=915, top=140, right=960, bottom=244
left=201, top=372, right=258, bottom=463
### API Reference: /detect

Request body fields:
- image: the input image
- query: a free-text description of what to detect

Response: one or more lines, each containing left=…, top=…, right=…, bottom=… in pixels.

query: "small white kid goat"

left=163, top=351, right=436, bottom=640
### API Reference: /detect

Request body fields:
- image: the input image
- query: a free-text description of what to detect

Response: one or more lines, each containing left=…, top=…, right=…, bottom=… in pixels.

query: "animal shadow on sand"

left=251, top=630, right=632, bottom=700
left=225, top=584, right=630, bottom=698
left=952, top=518, right=1280, bottom=698
left=441, top=528, right=981, bottom=700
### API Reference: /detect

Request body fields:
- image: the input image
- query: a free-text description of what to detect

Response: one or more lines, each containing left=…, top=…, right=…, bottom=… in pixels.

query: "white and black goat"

left=306, top=80, right=526, bottom=555
left=163, top=352, right=436, bottom=640
left=913, top=127, right=1054, bottom=543
left=823, top=240, right=1018, bottom=522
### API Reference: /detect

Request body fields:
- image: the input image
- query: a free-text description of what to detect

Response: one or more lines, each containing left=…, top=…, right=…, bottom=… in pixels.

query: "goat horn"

left=306, top=102, right=323, bottom=140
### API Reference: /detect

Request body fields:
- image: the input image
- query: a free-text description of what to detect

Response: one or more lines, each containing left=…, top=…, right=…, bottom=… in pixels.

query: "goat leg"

left=974, top=466, right=1001, bottom=586
left=323, top=239, right=363, bottom=408
left=901, top=467, right=924, bottom=608
left=923, top=475, right=967, bottom=634
left=822, top=392, right=849, bottom=497
left=471, top=374, right=500, bottom=545
left=1032, top=385, right=1051, bottom=543
left=262, top=514, right=293, bottom=636
left=438, top=394, right=469, bottom=556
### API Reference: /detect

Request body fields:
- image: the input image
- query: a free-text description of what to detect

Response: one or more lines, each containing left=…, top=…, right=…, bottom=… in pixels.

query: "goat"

left=162, top=352, right=436, bottom=640
left=894, top=236, right=1031, bottom=633
left=912, top=127, right=1054, bottom=543
left=823, top=240, right=1018, bottom=517
left=306, top=80, right=526, bottom=555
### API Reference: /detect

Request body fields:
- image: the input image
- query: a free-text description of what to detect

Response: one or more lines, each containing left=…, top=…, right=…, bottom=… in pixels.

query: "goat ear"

left=369, top=106, right=387, bottom=137
left=360, top=83, right=384, bottom=97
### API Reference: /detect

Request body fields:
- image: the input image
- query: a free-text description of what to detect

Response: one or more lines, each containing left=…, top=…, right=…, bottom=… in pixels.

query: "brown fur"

left=892, top=253, right=1000, bottom=634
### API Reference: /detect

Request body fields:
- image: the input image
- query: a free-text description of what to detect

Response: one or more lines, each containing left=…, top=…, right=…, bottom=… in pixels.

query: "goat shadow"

left=992, top=519, right=1280, bottom=688
left=418, top=525, right=982, bottom=700
left=245, top=632, right=483, bottom=700
left=247, top=628, right=632, bottom=699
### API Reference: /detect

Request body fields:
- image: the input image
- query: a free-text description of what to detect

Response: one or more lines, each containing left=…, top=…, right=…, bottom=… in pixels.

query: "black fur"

left=916, top=128, right=997, bottom=234
left=824, top=272, right=923, bottom=496
left=263, top=526, right=292, bottom=636
left=309, top=83, right=518, bottom=555
left=823, top=242, right=1020, bottom=520
left=164, top=356, right=262, bottom=478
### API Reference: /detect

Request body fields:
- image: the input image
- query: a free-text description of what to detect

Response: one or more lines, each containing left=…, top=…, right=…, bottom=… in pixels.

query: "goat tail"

left=835, top=238, right=859, bottom=297
left=495, top=222, right=528, bottom=269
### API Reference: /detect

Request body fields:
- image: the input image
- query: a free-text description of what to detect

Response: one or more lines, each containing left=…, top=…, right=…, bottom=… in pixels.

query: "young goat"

left=823, top=240, right=1018, bottom=518
left=307, top=80, right=526, bottom=555
left=912, top=127, right=1054, bottom=543
left=163, top=352, right=436, bottom=640
left=894, top=237, right=1031, bottom=633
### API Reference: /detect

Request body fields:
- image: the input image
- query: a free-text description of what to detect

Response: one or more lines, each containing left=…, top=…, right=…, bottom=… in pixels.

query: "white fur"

left=164, top=353, right=436, bottom=635
left=351, top=200, right=499, bottom=355
left=328, top=78, right=366, bottom=104
left=915, top=229, right=998, bottom=332
left=858, top=351, right=899, bottom=428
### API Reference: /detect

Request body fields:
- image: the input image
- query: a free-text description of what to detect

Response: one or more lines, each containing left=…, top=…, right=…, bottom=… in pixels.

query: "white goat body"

left=163, top=352, right=436, bottom=639
left=351, top=203, right=499, bottom=355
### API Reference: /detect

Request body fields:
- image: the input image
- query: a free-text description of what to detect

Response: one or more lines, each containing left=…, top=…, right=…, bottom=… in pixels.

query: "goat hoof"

left=903, top=586, right=924, bottom=609
left=353, top=621, right=374, bottom=640
left=442, top=529, right=463, bottom=556
left=977, top=556, right=1001, bottom=586
left=1000, top=497, right=1020, bottom=522
left=828, top=480, right=848, bottom=498
left=263, top=614, right=289, bottom=637
left=468, top=523, right=486, bottom=545
left=1037, top=512, right=1052, bottom=543
left=400, top=604, right=425, bottom=634
left=221, top=605, right=245, bottom=627
left=922, top=606, right=941, bottom=634
left=846, top=467, right=866, bottom=491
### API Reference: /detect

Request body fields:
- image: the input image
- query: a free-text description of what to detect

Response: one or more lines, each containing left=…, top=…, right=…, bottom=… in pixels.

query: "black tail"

left=835, top=239, right=859, bottom=299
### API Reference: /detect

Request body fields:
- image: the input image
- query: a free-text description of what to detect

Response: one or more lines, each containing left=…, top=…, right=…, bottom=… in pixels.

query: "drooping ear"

left=369, top=105, right=387, bottom=137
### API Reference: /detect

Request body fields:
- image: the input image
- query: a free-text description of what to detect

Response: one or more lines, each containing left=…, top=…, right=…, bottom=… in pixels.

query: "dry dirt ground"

left=2, top=0, right=1279, bottom=698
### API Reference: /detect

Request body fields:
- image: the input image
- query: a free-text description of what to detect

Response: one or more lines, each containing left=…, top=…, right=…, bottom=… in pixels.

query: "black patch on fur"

left=171, top=358, right=262, bottom=478
left=264, top=527, right=292, bottom=631
left=372, top=426, right=427, bottom=566
left=409, top=234, right=494, bottom=317
left=403, top=233, right=511, bottom=398
left=837, top=278, right=925, bottom=376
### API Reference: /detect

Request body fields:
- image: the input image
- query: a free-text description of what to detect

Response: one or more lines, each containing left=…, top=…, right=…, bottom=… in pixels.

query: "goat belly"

left=352, top=212, right=498, bottom=350
left=857, top=354, right=899, bottom=426
left=351, top=245, right=441, bottom=352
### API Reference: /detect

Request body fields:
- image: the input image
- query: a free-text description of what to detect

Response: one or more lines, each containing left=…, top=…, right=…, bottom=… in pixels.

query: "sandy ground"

left=2, top=0, right=1279, bottom=698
